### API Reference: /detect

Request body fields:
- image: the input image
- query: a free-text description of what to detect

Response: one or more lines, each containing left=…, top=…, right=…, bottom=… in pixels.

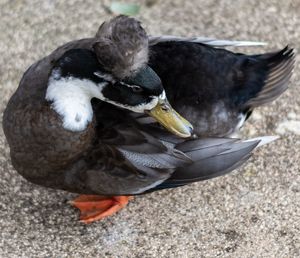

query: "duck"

left=3, top=16, right=285, bottom=223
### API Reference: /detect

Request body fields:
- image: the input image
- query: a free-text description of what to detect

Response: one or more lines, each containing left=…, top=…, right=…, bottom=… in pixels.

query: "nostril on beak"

left=160, top=104, right=169, bottom=111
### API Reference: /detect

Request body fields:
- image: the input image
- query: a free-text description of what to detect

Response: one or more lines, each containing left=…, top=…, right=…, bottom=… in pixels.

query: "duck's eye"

left=130, top=85, right=143, bottom=93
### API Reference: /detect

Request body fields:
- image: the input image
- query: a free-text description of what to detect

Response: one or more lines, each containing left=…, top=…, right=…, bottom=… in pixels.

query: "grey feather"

left=171, top=139, right=260, bottom=182
left=149, top=35, right=267, bottom=47
left=143, top=138, right=265, bottom=193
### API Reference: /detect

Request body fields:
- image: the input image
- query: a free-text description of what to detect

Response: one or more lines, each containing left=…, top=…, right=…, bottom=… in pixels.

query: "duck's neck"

left=46, top=76, right=107, bottom=132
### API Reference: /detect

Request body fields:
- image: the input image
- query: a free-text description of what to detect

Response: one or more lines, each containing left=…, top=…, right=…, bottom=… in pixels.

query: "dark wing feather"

left=173, top=140, right=259, bottom=182
left=245, top=46, right=295, bottom=108
left=144, top=138, right=260, bottom=193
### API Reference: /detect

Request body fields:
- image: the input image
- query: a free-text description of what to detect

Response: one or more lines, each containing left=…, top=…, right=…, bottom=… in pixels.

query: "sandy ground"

left=0, top=0, right=299, bottom=257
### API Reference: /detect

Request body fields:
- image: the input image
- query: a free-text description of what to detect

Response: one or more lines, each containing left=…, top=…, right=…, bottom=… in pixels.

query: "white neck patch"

left=46, top=75, right=106, bottom=132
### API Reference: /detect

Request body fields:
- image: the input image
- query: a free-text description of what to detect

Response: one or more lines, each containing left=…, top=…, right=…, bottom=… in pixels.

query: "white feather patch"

left=244, top=135, right=280, bottom=148
left=46, top=75, right=105, bottom=132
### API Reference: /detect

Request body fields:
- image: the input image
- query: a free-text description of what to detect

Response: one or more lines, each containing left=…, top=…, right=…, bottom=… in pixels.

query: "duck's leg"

left=69, top=195, right=133, bottom=224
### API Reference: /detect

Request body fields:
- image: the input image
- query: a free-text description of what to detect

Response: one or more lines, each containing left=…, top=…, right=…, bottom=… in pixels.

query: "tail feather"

left=245, top=46, right=295, bottom=108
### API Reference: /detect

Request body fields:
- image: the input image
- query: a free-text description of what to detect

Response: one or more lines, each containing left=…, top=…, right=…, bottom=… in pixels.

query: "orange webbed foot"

left=69, top=195, right=133, bottom=224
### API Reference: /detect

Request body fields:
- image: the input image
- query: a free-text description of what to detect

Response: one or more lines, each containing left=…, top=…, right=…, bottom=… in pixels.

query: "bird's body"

left=148, top=41, right=294, bottom=136
left=2, top=16, right=294, bottom=223
left=3, top=43, right=261, bottom=195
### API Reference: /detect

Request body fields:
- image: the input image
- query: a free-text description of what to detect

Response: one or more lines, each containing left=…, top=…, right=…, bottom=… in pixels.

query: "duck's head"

left=46, top=16, right=193, bottom=138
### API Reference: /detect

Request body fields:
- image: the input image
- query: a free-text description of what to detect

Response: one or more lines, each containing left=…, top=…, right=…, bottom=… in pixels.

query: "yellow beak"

left=146, top=97, right=193, bottom=138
